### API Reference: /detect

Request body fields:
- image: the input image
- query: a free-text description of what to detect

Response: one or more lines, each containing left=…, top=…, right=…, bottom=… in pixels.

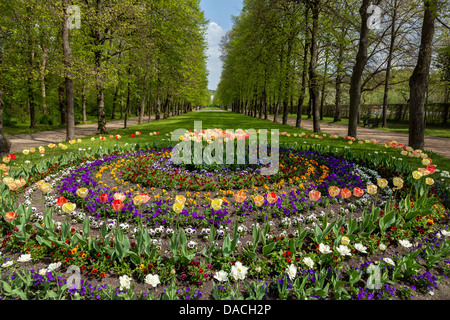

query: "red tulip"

left=4, top=211, right=17, bottom=222
left=8, top=154, right=16, bottom=160
left=100, top=193, right=109, bottom=203
left=308, top=190, right=321, bottom=202
left=131, top=134, right=135, bottom=138
left=267, top=192, right=278, bottom=204
left=56, top=196, right=68, bottom=207
left=353, top=187, right=364, bottom=198
left=340, top=188, right=352, bottom=199
left=427, top=165, right=436, bottom=174
left=112, top=199, right=124, bottom=211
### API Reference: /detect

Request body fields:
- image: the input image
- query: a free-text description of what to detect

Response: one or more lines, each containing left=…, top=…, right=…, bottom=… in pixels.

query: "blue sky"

left=200, top=0, right=243, bottom=91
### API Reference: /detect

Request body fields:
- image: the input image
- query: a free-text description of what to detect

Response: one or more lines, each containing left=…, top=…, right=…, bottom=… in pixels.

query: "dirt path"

left=278, top=117, right=450, bottom=159
left=8, top=117, right=146, bottom=154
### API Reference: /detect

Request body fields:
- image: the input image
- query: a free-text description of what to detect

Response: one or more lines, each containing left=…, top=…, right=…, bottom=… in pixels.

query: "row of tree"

left=0, top=0, right=211, bottom=154
left=214, top=0, right=449, bottom=149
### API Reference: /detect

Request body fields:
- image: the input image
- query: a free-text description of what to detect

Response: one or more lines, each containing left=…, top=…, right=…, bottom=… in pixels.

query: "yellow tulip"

left=175, top=195, right=186, bottom=205
left=76, top=188, right=89, bottom=198
left=3, top=177, right=14, bottom=185
left=412, top=170, right=423, bottom=180
left=211, top=198, right=223, bottom=211
left=377, top=178, right=388, bottom=188
left=62, top=202, right=76, bottom=214
left=133, top=195, right=144, bottom=206
left=173, top=202, right=185, bottom=214
left=426, top=178, right=434, bottom=186
left=367, top=184, right=378, bottom=195
left=341, top=236, right=350, bottom=246
left=393, top=177, right=404, bottom=187
left=23, top=150, right=30, bottom=155
left=40, top=183, right=52, bottom=194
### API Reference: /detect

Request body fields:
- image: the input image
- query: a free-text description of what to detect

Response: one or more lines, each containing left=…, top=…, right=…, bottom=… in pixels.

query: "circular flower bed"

left=0, top=139, right=449, bottom=301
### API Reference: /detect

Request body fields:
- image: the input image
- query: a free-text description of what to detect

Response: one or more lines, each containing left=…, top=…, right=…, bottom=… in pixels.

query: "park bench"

left=362, top=118, right=380, bottom=128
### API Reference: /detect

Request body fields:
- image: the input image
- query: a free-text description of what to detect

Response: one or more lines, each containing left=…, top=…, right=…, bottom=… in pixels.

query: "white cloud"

left=206, top=22, right=226, bottom=90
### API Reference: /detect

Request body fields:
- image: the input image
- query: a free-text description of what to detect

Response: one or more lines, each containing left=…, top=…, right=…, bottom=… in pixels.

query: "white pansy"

left=214, top=270, right=229, bottom=282
left=441, top=230, right=450, bottom=237
left=144, top=274, right=160, bottom=288
left=379, top=243, right=387, bottom=250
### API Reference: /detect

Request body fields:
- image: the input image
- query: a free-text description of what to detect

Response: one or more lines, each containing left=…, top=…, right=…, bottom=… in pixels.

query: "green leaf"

left=262, top=241, right=276, bottom=255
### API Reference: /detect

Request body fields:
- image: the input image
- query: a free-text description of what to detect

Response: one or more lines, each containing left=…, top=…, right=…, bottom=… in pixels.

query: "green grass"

left=8, top=109, right=450, bottom=186
left=286, top=114, right=450, bottom=138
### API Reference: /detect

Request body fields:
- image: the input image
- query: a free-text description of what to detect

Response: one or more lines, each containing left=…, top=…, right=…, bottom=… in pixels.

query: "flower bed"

left=0, top=135, right=449, bottom=301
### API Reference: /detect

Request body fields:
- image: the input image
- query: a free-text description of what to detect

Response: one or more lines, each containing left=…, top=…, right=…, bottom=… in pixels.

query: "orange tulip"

left=340, top=188, right=352, bottom=199
left=252, top=195, right=264, bottom=207
left=112, top=199, right=125, bottom=212
left=308, top=190, right=321, bottom=202
left=235, top=190, right=246, bottom=203
left=4, top=211, right=17, bottom=222
left=328, top=186, right=340, bottom=198
left=353, top=187, right=364, bottom=198
left=267, top=192, right=278, bottom=204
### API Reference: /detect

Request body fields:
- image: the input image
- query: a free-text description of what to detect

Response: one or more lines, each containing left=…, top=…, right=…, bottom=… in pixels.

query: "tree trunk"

left=124, top=75, right=131, bottom=129
left=408, top=0, right=436, bottom=150
left=0, top=88, right=11, bottom=156
left=59, top=82, right=66, bottom=126
left=308, top=0, right=321, bottom=132
left=112, top=85, right=118, bottom=120
left=28, top=48, right=36, bottom=130
left=320, top=49, right=329, bottom=121
left=296, top=9, right=309, bottom=128
left=81, top=83, right=87, bottom=123
left=138, top=70, right=149, bottom=125
left=382, top=0, right=398, bottom=128
left=334, top=25, right=347, bottom=122
left=41, top=45, right=48, bottom=115
left=348, top=0, right=372, bottom=138
left=62, top=1, right=75, bottom=140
